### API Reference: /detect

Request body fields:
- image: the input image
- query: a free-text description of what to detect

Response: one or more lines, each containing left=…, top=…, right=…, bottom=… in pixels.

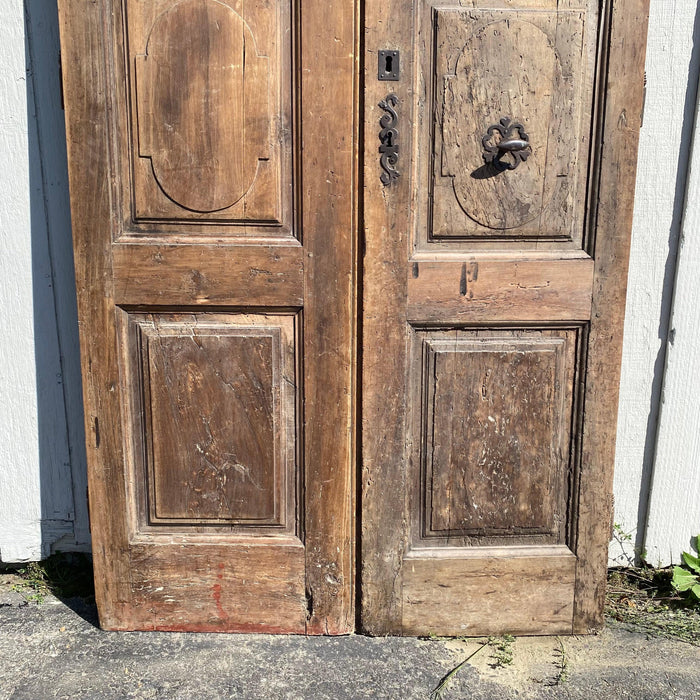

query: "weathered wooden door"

left=61, top=0, right=647, bottom=636
left=362, top=0, right=649, bottom=634
left=58, top=0, right=356, bottom=633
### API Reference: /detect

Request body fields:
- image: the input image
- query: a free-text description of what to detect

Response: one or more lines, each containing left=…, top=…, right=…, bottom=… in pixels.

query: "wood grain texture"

left=360, top=0, right=413, bottom=634
left=362, top=0, right=646, bottom=637
left=411, top=0, right=598, bottom=255
left=59, top=0, right=357, bottom=634
left=415, top=330, right=575, bottom=544
left=58, top=0, right=133, bottom=628
left=113, top=244, right=304, bottom=307
left=573, top=0, right=650, bottom=632
left=147, top=331, right=278, bottom=522
left=433, top=10, right=587, bottom=239
left=300, top=0, right=358, bottom=635
left=125, top=0, right=288, bottom=226
left=125, top=540, right=306, bottom=633
left=407, top=259, right=593, bottom=323
left=123, top=313, right=297, bottom=530
left=135, top=0, right=269, bottom=213
left=402, top=548, right=575, bottom=636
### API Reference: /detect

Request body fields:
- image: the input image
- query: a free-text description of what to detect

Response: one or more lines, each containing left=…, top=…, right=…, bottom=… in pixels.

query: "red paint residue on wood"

left=139, top=621, right=304, bottom=634
left=212, top=563, right=227, bottom=619
left=211, top=583, right=226, bottom=619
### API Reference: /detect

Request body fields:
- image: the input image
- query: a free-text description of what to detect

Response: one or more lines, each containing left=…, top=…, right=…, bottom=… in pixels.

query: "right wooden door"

left=361, top=0, right=649, bottom=635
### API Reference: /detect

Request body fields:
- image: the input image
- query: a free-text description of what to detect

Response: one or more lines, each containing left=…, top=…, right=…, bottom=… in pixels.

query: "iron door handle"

left=482, top=117, right=532, bottom=171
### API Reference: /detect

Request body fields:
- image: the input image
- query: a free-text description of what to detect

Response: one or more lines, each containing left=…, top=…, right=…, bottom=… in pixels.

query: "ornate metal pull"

left=482, top=117, right=531, bottom=171
left=378, top=94, right=399, bottom=185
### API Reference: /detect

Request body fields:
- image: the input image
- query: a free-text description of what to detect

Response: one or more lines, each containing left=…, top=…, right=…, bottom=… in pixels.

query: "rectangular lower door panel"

left=413, top=329, right=576, bottom=546
left=120, top=312, right=298, bottom=532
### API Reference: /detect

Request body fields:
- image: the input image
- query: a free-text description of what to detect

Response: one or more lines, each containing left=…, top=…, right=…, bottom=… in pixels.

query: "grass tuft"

left=606, top=566, right=700, bottom=646
left=1, top=553, right=94, bottom=604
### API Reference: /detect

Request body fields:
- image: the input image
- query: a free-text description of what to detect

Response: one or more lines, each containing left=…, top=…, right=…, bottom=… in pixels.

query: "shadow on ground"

left=0, top=553, right=98, bottom=628
left=2, top=560, right=700, bottom=700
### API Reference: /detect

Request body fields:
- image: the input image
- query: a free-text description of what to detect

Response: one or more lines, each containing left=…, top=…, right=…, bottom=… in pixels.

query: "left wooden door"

left=58, top=0, right=357, bottom=633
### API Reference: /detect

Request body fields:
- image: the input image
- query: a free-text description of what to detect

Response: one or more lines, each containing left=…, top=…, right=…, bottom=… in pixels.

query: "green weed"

left=487, top=634, right=515, bottom=668
left=606, top=566, right=700, bottom=645
left=671, top=536, right=700, bottom=605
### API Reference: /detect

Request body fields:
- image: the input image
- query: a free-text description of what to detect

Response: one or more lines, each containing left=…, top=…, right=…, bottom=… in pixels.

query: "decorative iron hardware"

left=482, top=117, right=531, bottom=171
left=379, top=93, right=399, bottom=185
left=378, top=50, right=400, bottom=81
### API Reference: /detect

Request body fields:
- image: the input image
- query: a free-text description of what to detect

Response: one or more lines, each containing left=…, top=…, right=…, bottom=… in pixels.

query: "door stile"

left=361, top=0, right=415, bottom=635
left=59, top=0, right=131, bottom=628
left=573, top=0, right=650, bottom=632
left=300, top=0, right=359, bottom=634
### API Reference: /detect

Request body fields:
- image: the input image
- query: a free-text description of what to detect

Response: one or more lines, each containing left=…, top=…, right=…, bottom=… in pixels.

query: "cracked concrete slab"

left=1, top=580, right=699, bottom=699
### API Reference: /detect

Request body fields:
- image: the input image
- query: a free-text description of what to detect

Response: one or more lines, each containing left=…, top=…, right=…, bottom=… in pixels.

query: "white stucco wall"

left=0, top=4, right=43, bottom=562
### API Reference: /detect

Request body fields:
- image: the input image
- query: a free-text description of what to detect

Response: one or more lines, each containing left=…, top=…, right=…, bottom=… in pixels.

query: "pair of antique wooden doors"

left=58, top=0, right=648, bottom=634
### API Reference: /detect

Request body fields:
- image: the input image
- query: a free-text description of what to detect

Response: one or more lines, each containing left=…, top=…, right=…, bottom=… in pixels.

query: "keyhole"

left=385, top=132, right=394, bottom=147
left=378, top=50, right=399, bottom=81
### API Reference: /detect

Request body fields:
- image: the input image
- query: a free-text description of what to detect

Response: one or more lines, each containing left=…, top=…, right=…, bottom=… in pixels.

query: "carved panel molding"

left=421, top=6, right=593, bottom=246
left=120, top=0, right=292, bottom=232
left=135, top=0, right=269, bottom=213
left=412, top=328, right=578, bottom=547
left=120, top=311, right=298, bottom=534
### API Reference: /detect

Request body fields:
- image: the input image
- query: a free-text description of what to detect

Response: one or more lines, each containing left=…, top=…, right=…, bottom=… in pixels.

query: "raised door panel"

left=414, top=329, right=576, bottom=545
left=414, top=0, right=597, bottom=252
left=431, top=9, right=588, bottom=240
left=121, top=0, right=292, bottom=233
left=121, top=312, right=298, bottom=532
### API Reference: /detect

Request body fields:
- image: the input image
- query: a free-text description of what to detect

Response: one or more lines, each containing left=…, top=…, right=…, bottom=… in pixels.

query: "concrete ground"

left=1, top=582, right=699, bottom=699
